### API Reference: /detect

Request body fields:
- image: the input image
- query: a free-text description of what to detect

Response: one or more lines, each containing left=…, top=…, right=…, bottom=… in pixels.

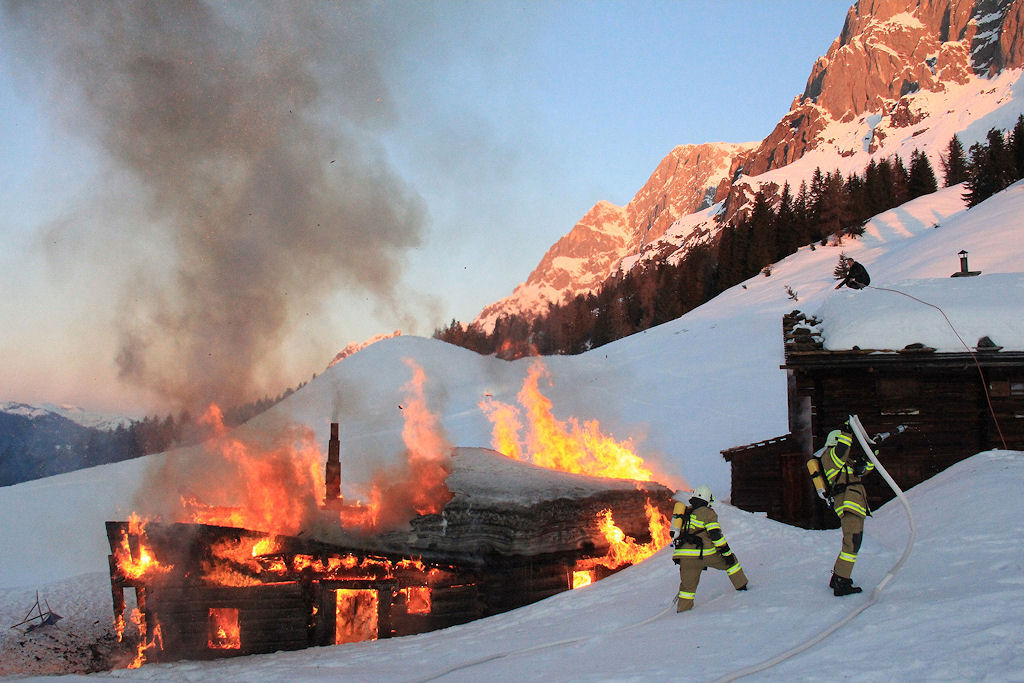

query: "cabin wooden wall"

left=726, top=357, right=1024, bottom=529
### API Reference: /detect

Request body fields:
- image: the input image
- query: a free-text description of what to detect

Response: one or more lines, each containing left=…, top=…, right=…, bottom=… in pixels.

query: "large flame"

left=481, top=361, right=655, bottom=481
left=358, top=359, right=453, bottom=531
left=173, top=404, right=324, bottom=536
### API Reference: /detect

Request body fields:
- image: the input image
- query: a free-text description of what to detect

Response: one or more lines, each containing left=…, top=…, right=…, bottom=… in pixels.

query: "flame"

left=207, top=608, right=241, bottom=650
left=113, top=515, right=172, bottom=580
left=174, top=404, right=324, bottom=536
left=114, top=613, right=126, bottom=643
left=126, top=609, right=163, bottom=669
left=481, top=361, right=655, bottom=481
left=578, top=500, right=671, bottom=573
left=357, top=360, right=453, bottom=532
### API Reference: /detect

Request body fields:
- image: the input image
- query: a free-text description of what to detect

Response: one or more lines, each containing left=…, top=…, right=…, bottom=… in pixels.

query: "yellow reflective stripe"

left=837, top=500, right=868, bottom=516
left=678, top=591, right=695, bottom=600
left=689, top=519, right=708, bottom=530
left=839, top=551, right=858, bottom=562
left=727, top=563, right=743, bottom=575
left=712, top=538, right=728, bottom=547
left=672, top=547, right=716, bottom=557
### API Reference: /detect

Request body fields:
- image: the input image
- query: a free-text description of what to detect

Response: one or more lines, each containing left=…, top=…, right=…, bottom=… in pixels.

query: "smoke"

left=2, top=0, right=427, bottom=411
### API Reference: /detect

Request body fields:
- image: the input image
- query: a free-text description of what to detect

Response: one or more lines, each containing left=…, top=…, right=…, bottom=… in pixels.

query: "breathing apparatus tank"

left=806, top=452, right=830, bottom=501
left=807, top=430, right=840, bottom=502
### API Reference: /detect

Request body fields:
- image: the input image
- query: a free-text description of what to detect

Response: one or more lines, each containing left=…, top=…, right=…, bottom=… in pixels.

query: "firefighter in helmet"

left=670, top=485, right=748, bottom=612
left=823, top=421, right=874, bottom=596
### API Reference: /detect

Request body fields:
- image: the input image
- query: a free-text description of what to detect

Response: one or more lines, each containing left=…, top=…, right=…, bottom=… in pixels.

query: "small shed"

left=724, top=276, right=1024, bottom=528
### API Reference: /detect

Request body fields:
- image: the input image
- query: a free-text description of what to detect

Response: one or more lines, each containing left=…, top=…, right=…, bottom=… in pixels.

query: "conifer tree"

left=940, top=134, right=969, bottom=186
left=773, top=182, right=800, bottom=259
left=908, top=149, right=939, bottom=198
left=1009, top=114, right=1024, bottom=179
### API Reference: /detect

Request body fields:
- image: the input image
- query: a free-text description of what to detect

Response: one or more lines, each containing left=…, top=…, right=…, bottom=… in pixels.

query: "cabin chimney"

left=951, top=249, right=980, bottom=277
left=325, top=422, right=342, bottom=504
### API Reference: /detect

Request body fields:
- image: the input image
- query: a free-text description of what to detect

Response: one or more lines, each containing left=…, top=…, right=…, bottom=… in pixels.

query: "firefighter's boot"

left=830, top=573, right=862, bottom=596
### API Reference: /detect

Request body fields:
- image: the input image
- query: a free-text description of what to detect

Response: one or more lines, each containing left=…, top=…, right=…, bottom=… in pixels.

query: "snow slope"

left=2, top=182, right=1024, bottom=679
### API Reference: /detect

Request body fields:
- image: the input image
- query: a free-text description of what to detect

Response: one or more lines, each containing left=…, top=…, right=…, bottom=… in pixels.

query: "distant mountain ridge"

left=472, top=0, right=1024, bottom=332
left=0, top=403, right=137, bottom=486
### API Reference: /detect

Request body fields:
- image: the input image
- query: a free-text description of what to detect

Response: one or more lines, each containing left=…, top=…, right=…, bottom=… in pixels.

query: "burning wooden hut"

left=107, top=440, right=673, bottom=664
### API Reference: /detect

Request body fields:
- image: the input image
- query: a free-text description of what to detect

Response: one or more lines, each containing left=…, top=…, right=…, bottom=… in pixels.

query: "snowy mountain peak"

left=472, top=0, right=1024, bottom=331
left=473, top=141, right=751, bottom=332
left=0, top=400, right=134, bottom=431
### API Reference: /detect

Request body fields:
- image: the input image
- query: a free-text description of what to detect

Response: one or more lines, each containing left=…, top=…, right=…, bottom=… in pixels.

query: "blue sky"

left=0, top=1, right=853, bottom=414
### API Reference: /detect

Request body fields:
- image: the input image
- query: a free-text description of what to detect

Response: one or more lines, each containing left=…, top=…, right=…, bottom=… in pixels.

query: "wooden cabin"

left=107, top=447, right=673, bottom=663
left=723, top=306, right=1024, bottom=529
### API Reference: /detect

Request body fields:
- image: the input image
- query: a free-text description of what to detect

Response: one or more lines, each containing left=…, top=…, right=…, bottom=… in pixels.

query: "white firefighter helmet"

left=692, top=485, right=714, bottom=505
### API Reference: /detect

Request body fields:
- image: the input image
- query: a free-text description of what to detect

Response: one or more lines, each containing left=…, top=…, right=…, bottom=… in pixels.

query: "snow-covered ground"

left=2, top=182, right=1023, bottom=679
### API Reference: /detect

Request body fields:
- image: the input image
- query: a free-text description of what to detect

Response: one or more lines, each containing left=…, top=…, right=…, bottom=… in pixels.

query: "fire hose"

left=711, top=414, right=916, bottom=683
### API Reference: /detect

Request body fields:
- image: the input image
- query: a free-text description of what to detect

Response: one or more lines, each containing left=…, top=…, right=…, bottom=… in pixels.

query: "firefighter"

left=670, top=485, right=747, bottom=612
left=823, top=421, right=874, bottom=596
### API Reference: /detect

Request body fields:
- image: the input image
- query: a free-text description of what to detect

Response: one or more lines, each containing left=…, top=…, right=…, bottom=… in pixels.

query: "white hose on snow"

left=711, top=414, right=916, bottom=682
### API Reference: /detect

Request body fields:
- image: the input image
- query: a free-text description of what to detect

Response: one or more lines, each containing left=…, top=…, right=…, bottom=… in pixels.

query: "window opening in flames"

left=334, top=589, right=379, bottom=644
left=573, top=570, right=594, bottom=589
left=207, top=608, right=241, bottom=650
left=400, top=586, right=431, bottom=614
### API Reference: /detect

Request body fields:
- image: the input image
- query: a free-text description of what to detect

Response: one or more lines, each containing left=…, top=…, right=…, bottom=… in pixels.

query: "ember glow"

left=481, top=361, right=655, bottom=481
left=207, top=608, right=241, bottom=650
left=572, top=570, right=594, bottom=589
left=335, top=589, right=379, bottom=644
left=400, top=586, right=432, bottom=614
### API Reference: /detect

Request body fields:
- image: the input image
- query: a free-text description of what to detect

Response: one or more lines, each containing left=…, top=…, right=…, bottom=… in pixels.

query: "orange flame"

left=126, top=610, right=163, bottom=669
left=578, top=500, right=671, bottom=572
left=358, top=360, right=453, bottom=532
left=173, top=404, right=324, bottom=536
left=113, top=515, right=172, bottom=580
left=481, top=361, right=655, bottom=481
left=207, top=608, right=241, bottom=650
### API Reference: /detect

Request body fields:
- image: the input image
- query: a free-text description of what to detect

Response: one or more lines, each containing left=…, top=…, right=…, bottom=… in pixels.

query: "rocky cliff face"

left=474, top=0, right=1024, bottom=332
left=717, top=0, right=1024, bottom=218
left=474, top=142, right=750, bottom=331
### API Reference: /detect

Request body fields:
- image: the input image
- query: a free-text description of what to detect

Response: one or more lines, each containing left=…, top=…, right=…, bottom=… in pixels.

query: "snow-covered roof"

left=810, top=273, right=1024, bottom=353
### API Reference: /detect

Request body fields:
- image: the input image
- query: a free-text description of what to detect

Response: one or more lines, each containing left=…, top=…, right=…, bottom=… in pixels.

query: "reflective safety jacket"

left=825, top=429, right=874, bottom=518
left=671, top=501, right=736, bottom=560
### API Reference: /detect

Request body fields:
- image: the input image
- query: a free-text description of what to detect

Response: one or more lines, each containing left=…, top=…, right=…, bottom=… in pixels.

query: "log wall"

left=725, top=328, right=1024, bottom=529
